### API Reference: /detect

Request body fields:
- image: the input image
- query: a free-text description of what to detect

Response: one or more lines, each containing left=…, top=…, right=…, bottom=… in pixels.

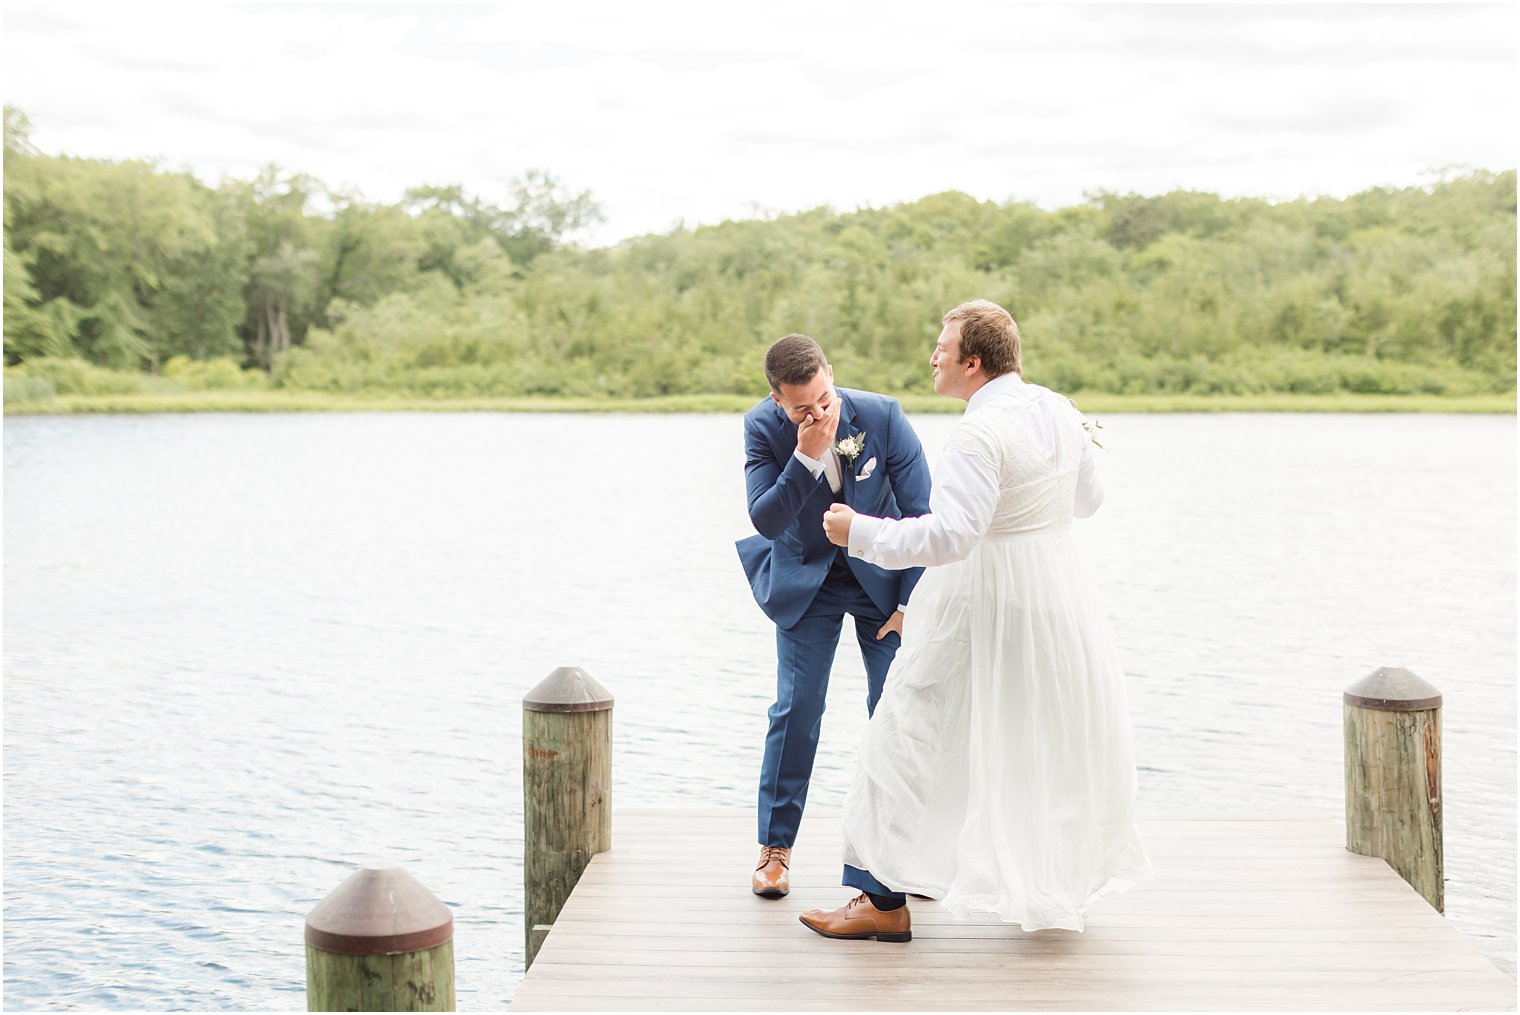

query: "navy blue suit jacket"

left=736, top=387, right=932, bottom=631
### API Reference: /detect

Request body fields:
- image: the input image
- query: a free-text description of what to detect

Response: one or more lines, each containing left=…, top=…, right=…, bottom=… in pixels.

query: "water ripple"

left=4, top=412, right=1514, bottom=1010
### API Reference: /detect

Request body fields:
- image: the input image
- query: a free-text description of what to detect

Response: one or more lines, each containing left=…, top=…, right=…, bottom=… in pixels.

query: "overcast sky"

left=4, top=2, right=1516, bottom=246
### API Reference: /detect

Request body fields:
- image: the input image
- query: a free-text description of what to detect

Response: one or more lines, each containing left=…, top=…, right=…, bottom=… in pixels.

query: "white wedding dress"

left=841, top=376, right=1152, bottom=931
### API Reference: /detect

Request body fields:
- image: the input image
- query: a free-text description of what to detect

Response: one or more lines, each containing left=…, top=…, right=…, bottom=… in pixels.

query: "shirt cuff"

left=792, top=448, right=826, bottom=478
left=848, top=513, right=886, bottom=561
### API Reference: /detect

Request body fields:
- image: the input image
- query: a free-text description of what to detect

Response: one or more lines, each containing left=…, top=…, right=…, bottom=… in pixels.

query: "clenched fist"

left=823, top=502, right=855, bottom=547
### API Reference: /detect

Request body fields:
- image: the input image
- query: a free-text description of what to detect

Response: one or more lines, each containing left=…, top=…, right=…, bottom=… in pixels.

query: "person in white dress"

left=800, top=299, right=1152, bottom=943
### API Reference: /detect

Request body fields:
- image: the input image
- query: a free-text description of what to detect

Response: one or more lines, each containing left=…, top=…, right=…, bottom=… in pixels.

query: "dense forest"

left=4, top=106, right=1515, bottom=404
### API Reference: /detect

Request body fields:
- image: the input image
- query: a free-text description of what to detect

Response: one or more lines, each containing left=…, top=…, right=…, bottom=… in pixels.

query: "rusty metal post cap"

left=305, top=863, right=454, bottom=956
left=1343, top=666, right=1442, bottom=712
left=524, top=666, right=614, bottom=714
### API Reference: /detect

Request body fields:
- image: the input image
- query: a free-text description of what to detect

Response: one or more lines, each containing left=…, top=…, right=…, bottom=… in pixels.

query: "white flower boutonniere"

left=834, top=431, right=867, bottom=464
left=1067, top=398, right=1104, bottom=448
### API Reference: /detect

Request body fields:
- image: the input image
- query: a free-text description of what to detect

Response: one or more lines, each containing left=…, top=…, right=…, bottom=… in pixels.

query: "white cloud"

left=4, top=2, right=1515, bottom=245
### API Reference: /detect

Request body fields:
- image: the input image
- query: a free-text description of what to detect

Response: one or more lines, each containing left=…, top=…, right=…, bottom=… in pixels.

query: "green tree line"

left=5, top=106, right=1515, bottom=402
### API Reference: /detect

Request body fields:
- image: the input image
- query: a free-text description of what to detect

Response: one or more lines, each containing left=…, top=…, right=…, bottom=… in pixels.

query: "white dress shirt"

left=793, top=447, right=843, bottom=494
left=847, top=373, right=1103, bottom=571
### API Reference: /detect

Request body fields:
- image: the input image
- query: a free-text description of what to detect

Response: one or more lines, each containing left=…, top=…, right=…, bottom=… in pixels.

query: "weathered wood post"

left=305, top=863, right=455, bottom=1011
left=523, top=666, right=613, bottom=968
left=1343, top=666, right=1443, bottom=912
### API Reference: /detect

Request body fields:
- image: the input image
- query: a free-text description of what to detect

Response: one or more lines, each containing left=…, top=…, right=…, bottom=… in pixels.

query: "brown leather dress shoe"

left=752, top=845, right=791, bottom=898
left=799, top=892, right=912, bottom=942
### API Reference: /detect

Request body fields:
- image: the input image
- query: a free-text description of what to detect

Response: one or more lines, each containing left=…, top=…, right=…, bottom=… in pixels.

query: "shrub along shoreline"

left=5, top=115, right=1515, bottom=412
left=7, top=353, right=1513, bottom=415
left=5, top=388, right=1513, bottom=416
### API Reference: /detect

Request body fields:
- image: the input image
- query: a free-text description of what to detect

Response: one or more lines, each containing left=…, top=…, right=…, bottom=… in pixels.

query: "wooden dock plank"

left=511, top=810, right=1515, bottom=1012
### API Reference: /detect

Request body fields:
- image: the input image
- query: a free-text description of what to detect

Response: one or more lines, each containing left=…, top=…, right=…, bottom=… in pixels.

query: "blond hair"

left=942, top=299, right=1021, bottom=378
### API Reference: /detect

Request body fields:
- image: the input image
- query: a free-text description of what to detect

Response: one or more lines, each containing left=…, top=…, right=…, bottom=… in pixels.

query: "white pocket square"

left=855, top=457, right=877, bottom=481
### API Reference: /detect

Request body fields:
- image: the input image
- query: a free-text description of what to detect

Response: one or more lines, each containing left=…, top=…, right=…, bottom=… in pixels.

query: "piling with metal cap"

left=305, top=863, right=455, bottom=1011
left=1343, top=666, right=1443, bottom=912
left=523, top=666, right=613, bottom=968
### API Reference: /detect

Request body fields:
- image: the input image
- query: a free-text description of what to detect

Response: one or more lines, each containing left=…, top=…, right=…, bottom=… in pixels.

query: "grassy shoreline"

left=3, top=389, right=1516, bottom=416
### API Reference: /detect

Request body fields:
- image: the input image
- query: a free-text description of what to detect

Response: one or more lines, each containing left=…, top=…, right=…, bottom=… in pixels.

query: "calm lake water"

left=3, top=411, right=1515, bottom=1009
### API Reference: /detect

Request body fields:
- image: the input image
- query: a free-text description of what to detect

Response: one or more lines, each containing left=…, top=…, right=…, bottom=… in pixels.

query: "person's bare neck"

left=958, top=375, right=991, bottom=403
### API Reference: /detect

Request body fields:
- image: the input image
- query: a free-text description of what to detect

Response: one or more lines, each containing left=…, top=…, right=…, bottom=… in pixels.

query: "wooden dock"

left=512, top=809, right=1514, bottom=1012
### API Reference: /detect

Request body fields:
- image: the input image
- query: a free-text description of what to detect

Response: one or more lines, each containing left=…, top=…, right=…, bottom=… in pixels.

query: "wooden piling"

left=1343, top=666, right=1443, bottom=912
left=305, top=863, right=455, bottom=1011
left=523, top=666, right=613, bottom=968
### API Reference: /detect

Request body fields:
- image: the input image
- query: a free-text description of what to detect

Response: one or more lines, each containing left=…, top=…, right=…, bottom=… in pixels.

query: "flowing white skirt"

left=841, top=528, right=1152, bottom=930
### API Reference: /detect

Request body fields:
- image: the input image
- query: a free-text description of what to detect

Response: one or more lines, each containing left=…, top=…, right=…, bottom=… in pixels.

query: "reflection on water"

left=4, top=412, right=1515, bottom=1008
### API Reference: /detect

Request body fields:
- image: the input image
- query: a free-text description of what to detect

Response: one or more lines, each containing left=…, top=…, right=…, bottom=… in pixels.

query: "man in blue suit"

left=736, top=333, right=932, bottom=898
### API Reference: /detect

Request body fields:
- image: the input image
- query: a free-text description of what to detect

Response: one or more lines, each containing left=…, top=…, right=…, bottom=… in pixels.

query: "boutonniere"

left=1067, top=398, right=1104, bottom=448
left=834, top=431, right=867, bottom=465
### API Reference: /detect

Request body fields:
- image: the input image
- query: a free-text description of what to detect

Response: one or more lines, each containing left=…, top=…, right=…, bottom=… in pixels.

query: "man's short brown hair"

left=942, top=299, right=1021, bottom=378
left=764, top=333, right=828, bottom=391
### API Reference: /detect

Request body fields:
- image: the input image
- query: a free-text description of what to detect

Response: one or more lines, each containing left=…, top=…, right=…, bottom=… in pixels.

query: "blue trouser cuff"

left=843, top=863, right=904, bottom=900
